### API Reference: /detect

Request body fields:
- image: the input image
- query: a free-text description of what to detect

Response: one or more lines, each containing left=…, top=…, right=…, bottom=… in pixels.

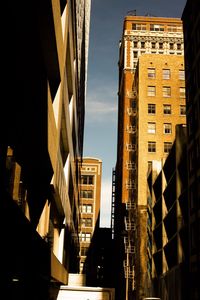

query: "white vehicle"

left=143, top=298, right=161, bottom=300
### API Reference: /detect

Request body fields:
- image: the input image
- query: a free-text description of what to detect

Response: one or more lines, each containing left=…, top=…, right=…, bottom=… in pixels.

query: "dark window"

left=148, top=104, right=156, bottom=114
left=164, top=142, right=172, bottom=153
left=80, top=190, right=93, bottom=199
left=148, top=141, right=156, bottom=152
left=81, top=175, right=94, bottom=185
left=163, top=104, right=171, bottom=114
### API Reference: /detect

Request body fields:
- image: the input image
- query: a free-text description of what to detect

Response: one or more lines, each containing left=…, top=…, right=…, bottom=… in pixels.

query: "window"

left=147, top=86, right=156, bottom=96
left=148, top=141, right=156, bottom=152
left=159, top=42, right=163, bottom=49
left=177, top=43, right=181, bottom=50
left=164, top=142, right=172, bottom=153
left=148, top=103, right=156, bottom=114
left=148, top=68, right=156, bottom=78
left=151, top=42, right=156, bottom=49
left=141, top=41, right=145, bottom=49
left=133, top=51, right=138, bottom=58
left=132, top=23, right=146, bottom=31
left=179, top=70, right=185, bottom=80
left=133, top=41, right=138, bottom=48
left=164, top=123, right=172, bottom=134
left=80, top=190, right=93, bottom=198
left=167, top=25, right=182, bottom=32
left=179, top=87, right=185, bottom=98
left=150, top=24, right=164, bottom=31
left=163, top=86, right=171, bottom=97
left=81, top=175, right=94, bottom=185
left=147, top=122, right=156, bottom=134
left=80, top=247, right=88, bottom=256
left=85, top=233, right=91, bottom=242
left=163, top=69, right=170, bottom=79
left=81, top=218, right=92, bottom=227
left=180, top=105, right=186, bottom=115
left=163, top=104, right=171, bottom=114
left=81, top=204, right=93, bottom=213
left=79, top=232, right=91, bottom=242
left=169, top=43, right=174, bottom=50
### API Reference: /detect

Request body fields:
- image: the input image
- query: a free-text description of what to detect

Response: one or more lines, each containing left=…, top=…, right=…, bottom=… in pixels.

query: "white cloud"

left=100, top=178, right=112, bottom=227
left=85, top=85, right=117, bottom=123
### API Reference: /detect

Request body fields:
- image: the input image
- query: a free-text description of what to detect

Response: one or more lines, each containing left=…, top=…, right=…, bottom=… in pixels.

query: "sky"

left=83, top=0, right=187, bottom=227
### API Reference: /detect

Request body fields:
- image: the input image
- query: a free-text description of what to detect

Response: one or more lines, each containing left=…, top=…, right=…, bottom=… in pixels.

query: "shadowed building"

left=182, top=1, right=200, bottom=299
left=84, top=223, right=115, bottom=288
left=1, top=0, right=91, bottom=299
left=147, top=124, right=189, bottom=299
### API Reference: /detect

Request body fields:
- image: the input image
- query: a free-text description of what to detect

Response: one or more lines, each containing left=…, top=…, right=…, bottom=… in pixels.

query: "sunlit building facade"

left=1, top=0, right=91, bottom=299
left=79, top=157, right=102, bottom=273
left=115, top=15, right=185, bottom=300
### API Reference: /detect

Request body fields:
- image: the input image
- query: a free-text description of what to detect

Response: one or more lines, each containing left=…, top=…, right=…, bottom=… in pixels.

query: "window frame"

left=147, top=86, right=156, bottom=97
left=150, top=24, right=164, bottom=32
left=179, top=87, right=186, bottom=98
left=80, top=189, right=93, bottom=199
left=132, top=23, right=147, bottom=31
left=163, top=69, right=171, bottom=80
left=81, top=175, right=94, bottom=185
left=79, top=232, right=91, bottom=243
left=148, top=141, right=156, bottom=153
left=163, top=123, right=172, bottom=134
left=148, top=68, right=156, bottom=79
left=81, top=204, right=93, bottom=213
left=163, top=86, right=171, bottom=97
left=147, top=122, right=156, bottom=134
left=180, top=105, right=186, bottom=115
left=164, top=142, right=172, bottom=153
left=148, top=103, right=156, bottom=114
left=163, top=104, right=171, bottom=115
left=81, top=218, right=92, bottom=227
left=179, top=70, right=185, bottom=80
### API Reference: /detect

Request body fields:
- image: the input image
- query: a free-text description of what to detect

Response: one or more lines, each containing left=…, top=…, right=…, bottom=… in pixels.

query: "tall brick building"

left=115, top=15, right=186, bottom=300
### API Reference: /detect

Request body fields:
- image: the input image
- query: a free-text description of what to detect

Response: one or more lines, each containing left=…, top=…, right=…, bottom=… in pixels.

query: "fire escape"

left=123, top=90, right=137, bottom=298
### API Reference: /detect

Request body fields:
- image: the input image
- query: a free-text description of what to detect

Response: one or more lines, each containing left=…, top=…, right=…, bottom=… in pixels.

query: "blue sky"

left=83, top=0, right=187, bottom=227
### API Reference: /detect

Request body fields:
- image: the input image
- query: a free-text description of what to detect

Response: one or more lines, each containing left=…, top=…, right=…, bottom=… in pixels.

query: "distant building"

left=115, top=15, right=186, bottom=300
left=1, top=1, right=91, bottom=299
left=79, top=157, right=102, bottom=273
left=85, top=225, right=115, bottom=288
left=182, top=1, right=200, bottom=299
